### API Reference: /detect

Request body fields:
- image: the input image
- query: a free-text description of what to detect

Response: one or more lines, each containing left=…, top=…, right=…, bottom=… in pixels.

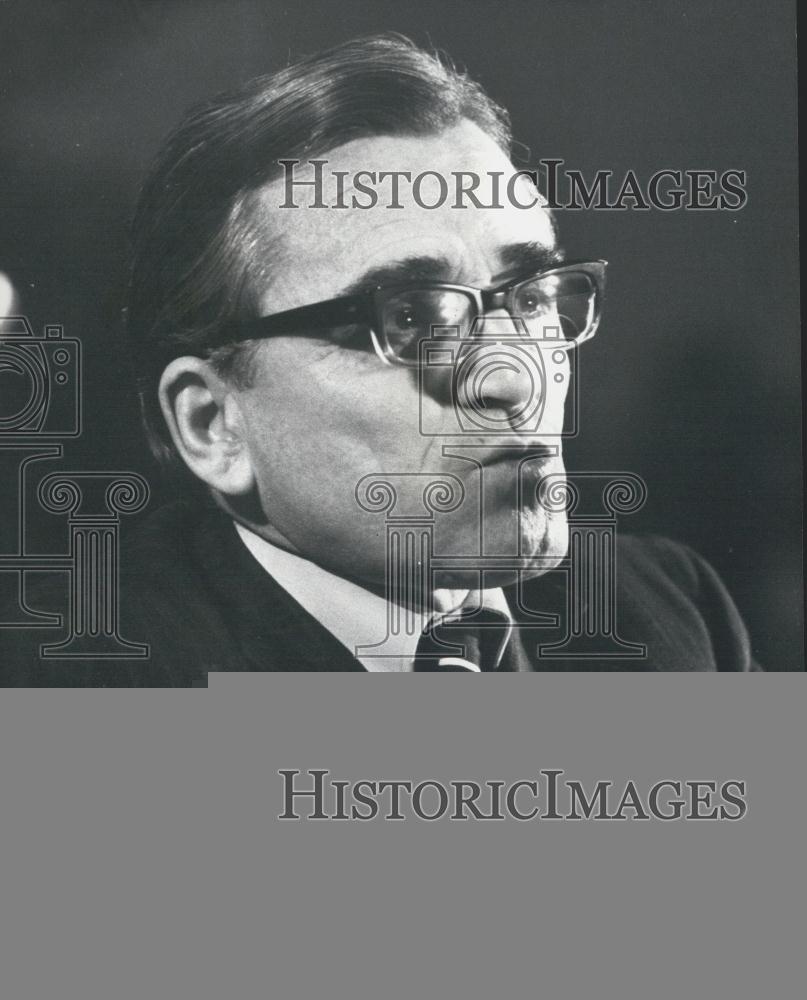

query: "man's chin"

left=282, top=503, right=568, bottom=596
left=430, top=508, right=569, bottom=591
left=518, top=506, right=570, bottom=577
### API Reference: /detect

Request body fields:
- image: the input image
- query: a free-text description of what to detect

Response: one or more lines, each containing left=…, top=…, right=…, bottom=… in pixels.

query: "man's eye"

left=515, top=287, right=550, bottom=316
left=390, top=306, right=424, bottom=331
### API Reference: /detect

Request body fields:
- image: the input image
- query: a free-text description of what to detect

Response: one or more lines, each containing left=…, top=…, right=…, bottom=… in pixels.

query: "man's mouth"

left=478, top=442, right=558, bottom=468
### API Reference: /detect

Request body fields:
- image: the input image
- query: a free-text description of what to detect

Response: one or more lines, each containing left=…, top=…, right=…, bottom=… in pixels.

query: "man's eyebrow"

left=493, top=242, right=565, bottom=282
left=340, top=255, right=452, bottom=296
left=338, top=243, right=565, bottom=297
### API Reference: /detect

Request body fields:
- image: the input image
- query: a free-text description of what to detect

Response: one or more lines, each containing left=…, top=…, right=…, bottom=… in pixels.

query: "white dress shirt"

left=234, top=522, right=512, bottom=672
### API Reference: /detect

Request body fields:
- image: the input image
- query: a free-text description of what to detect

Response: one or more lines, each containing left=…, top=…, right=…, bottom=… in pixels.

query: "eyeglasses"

left=220, top=259, right=607, bottom=367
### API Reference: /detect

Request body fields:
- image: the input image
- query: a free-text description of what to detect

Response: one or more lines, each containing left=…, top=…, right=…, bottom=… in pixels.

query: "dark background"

left=1, top=0, right=801, bottom=669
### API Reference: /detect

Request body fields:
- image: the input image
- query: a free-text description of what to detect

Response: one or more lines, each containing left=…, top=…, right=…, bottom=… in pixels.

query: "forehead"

left=250, top=120, right=557, bottom=313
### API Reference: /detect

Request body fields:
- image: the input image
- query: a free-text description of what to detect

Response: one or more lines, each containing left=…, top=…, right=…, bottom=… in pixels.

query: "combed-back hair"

left=126, top=33, right=512, bottom=466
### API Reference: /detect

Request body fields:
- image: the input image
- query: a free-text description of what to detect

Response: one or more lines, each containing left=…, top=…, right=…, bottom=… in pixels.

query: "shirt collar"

left=234, top=522, right=512, bottom=672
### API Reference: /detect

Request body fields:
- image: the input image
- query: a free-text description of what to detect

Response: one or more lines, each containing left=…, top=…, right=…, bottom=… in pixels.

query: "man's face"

left=234, top=120, right=570, bottom=588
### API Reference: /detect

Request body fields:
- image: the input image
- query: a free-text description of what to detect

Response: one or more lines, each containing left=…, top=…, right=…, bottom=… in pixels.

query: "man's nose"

left=454, top=310, right=539, bottom=415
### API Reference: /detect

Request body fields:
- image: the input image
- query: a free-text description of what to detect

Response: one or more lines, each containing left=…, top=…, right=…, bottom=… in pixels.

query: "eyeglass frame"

left=217, top=258, right=608, bottom=368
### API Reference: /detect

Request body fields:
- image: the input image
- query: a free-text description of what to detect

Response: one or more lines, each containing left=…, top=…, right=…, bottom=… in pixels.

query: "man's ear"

left=158, top=356, right=255, bottom=496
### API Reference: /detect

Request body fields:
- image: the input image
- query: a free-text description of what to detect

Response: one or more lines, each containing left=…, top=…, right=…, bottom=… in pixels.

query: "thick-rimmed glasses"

left=221, top=259, right=607, bottom=367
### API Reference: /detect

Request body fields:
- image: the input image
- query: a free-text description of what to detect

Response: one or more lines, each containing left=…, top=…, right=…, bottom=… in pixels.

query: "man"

left=1, top=34, right=759, bottom=683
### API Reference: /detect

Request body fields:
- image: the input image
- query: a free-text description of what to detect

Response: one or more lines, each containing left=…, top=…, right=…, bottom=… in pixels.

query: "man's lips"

left=477, top=441, right=559, bottom=468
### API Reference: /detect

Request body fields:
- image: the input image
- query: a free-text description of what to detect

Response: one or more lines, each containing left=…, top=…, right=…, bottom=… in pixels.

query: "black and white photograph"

left=0, top=7, right=804, bottom=1000
left=1, top=1, right=801, bottom=681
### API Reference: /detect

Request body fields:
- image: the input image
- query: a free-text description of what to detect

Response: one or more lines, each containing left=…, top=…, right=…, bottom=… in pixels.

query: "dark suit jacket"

left=1, top=499, right=760, bottom=685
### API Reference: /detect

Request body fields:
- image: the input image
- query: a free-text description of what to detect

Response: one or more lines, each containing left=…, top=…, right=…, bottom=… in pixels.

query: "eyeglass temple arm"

left=220, top=261, right=607, bottom=346
left=224, top=292, right=371, bottom=344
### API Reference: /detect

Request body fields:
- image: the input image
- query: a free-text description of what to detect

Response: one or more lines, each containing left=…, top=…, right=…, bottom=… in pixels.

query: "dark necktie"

left=413, top=607, right=512, bottom=672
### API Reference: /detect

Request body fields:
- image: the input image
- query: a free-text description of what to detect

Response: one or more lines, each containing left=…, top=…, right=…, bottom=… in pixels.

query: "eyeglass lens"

left=380, top=272, right=597, bottom=362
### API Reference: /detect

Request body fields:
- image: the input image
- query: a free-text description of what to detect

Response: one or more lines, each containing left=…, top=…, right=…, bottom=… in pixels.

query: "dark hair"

left=126, top=33, right=512, bottom=466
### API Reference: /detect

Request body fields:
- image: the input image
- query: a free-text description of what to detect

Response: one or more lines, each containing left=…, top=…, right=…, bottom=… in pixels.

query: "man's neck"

left=225, top=500, right=473, bottom=617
